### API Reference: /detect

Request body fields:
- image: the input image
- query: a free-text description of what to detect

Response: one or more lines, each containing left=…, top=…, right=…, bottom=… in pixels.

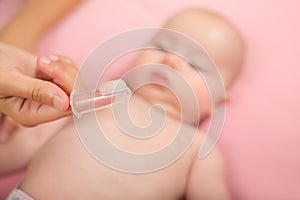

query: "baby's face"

left=126, top=10, right=243, bottom=124
left=131, top=39, right=212, bottom=124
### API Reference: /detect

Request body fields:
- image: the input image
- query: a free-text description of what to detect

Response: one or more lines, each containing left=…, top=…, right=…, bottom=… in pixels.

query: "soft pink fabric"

left=1, top=0, right=300, bottom=199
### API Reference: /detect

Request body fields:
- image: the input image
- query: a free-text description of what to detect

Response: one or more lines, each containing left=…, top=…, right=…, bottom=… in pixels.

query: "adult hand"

left=0, top=42, right=71, bottom=127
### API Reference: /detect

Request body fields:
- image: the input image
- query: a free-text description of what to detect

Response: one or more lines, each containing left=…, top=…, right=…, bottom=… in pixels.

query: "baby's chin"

left=135, top=89, right=203, bottom=127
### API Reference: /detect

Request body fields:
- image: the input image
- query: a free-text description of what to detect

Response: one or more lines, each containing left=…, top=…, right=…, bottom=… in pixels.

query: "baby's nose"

left=161, top=52, right=183, bottom=70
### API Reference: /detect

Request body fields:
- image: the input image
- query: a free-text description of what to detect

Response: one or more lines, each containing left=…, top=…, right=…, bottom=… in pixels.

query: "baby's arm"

left=0, top=0, right=83, bottom=51
left=0, top=117, right=70, bottom=175
left=185, top=145, right=231, bottom=200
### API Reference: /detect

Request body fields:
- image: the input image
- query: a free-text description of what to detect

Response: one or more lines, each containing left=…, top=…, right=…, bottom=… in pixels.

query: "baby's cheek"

left=195, top=78, right=212, bottom=119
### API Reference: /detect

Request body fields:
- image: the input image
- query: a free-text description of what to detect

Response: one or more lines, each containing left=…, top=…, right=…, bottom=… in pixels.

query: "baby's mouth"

left=149, top=71, right=169, bottom=88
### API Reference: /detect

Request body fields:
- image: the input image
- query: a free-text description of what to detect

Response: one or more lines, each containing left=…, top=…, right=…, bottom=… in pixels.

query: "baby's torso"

left=20, top=96, right=203, bottom=200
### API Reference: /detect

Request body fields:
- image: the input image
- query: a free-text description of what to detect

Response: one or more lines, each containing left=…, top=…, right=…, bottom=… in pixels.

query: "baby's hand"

left=37, top=55, right=78, bottom=96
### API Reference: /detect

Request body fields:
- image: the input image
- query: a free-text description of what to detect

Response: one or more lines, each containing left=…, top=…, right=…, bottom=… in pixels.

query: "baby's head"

left=128, top=8, right=245, bottom=124
left=163, top=8, right=244, bottom=87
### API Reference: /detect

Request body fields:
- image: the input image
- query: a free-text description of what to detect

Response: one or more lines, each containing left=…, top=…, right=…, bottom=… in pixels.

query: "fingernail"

left=48, top=54, right=59, bottom=62
left=40, top=56, right=51, bottom=66
left=53, top=95, right=66, bottom=111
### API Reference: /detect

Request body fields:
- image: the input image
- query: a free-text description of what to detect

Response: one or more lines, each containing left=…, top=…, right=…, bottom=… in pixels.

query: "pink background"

left=1, top=0, right=300, bottom=199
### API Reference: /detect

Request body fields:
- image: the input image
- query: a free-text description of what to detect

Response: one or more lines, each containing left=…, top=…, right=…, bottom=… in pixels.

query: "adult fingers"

left=37, top=55, right=78, bottom=95
left=0, top=96, right=72, bottom=126
left=0, top=68, right=69, bottom=111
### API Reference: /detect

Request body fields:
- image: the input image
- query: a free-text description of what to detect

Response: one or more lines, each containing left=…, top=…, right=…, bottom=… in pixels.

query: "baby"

left=8, top=8, right=244, bottom=200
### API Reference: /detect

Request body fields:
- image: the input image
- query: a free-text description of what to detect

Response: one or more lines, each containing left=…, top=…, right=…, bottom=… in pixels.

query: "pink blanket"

left=1, top=0, right=300, bottom=199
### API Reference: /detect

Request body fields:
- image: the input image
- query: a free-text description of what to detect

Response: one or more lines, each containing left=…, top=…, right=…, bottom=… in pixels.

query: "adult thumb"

left=1, top=71, right=69, bottom=111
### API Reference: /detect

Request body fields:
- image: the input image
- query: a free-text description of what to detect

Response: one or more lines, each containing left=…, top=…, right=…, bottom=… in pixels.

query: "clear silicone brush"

left=70, top=79, right=131, bottom=118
